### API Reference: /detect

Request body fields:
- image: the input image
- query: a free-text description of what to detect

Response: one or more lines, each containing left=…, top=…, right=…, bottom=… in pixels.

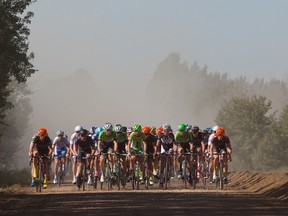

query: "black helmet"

left=79, top=129, right=89, bottom=136
left=192, top=125, right=199, bottom=133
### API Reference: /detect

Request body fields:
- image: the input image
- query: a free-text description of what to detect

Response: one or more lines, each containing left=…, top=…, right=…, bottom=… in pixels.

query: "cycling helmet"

left=192, top=125, right=199, bottom=133
left=202, top=129, right=208, bottom=135
left=156, top=127, right=163, bottom=135
left=216, top=127, right=225, bottom=135
left=212, top=125, right=219, bottom=132
left=79, top=129, right=89, bottom=136
left=205, top=127, right=212, bottom=134
left=115, top=125, right=122, bottom=133
left=38, top=128, right=47, bottom=136
left=150, top=126, right=156, bottom=134
left=121, top=126, right=127, bottom=133
left=133, top=124, right=141, bottom=132
left=142, top=126, right=150, bottom=134
left=178, top=123, right=186, bottom=132
left=185, top=124, right=192, bottom=132
left=162, top=123, right=171, bottom=131
left=74, top=125, right=83, bottom=132
left=95, top=127, right=104, bottom=135
left=56, top=130, right=64, bottom=136
left=104, top=123, right=113, bottom=131
left=89, top=126, right=96, bottom=134
left=127, top=127, right=133, bottom=133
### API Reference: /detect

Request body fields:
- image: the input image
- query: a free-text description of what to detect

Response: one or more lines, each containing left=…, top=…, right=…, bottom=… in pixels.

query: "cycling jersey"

left=32, top=134, right=52, bottom=156
left=116, top=132, right=128, bottom=153
left=52, top=136, right=69, bottom=158
left=75, top=136, right=94, bottom=155
left=98, top=131, right=117, bottom=143
left=211, top=135, right=230, bottom=152
left=144, top=133, right=157, bottom=154
left=158, top=133, right=175, bottom=152
left=129, top=131, right=145, bottom=152
left=191, top=132, right=204, bottom=147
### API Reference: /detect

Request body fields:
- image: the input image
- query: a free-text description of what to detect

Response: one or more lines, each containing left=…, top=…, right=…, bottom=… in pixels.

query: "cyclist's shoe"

left=213, top=172, right=217, bottom=181
left=87, top=176, right=92, bottom=185
left=170, top=168, right=175, bottom=178
left=177, top=170, right=182, bottom=179
left=53, top=176, right=57, bottom=184
left=100, top=174, right=104, bottom=183
left=31, top=179, right=35, bottom=187
left=140, top=180, right=145, bottom=185
left=223, top=177, right=228, bottom=184
left=76, top=176, right=82, bottom=187
left=149, top=177, right=154, bottom=186
left=153, top=169, right=158, bottom=176
left=43, top=184, right=48, bottom=189
left=72, top=176, right=77, bottom=184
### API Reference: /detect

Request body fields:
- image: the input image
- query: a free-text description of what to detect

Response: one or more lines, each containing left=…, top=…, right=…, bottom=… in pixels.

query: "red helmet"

left=216, top=127, right=225, bottom=135
left=38, top=127, right=47, bottom=136
left=156, top=127, right=163, bottom=135
left=142, top=126, right=150, bottom=134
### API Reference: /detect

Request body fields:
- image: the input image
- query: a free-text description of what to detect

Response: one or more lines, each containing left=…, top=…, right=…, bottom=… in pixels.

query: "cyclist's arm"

left=114, top=140, right=118, bottom=153
left=73, top=144, right=78, bottom=156
left=29, top=141, right=34, bottom=157
left=189, top=141, right=193, bottom=152
left=97, top=140, right=102, bottom=153
left=127, top=140, right=131, bottom=154
left=143, top=141, right=147, bottom=154
left=201, top=141, right=205, bottom=153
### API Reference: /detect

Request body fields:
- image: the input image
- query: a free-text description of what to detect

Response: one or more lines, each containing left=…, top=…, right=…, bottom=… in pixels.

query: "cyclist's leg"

left=177, top=146, right=184, bottom=178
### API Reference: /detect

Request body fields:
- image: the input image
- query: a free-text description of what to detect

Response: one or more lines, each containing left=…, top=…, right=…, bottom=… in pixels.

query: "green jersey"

left=129, top=131, right=145, bottom=151
left=175, top=131, right=192, bottom=144
left=116, top=132, right=128, bottom=143
left=99, top=131, right=117, bottom=143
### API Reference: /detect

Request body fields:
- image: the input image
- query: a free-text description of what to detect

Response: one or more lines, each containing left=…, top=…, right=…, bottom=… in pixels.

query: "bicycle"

left=31, top=155, right=48, bottom=192
left=131, top=152, right=143, bottom=190
left=213, top=151, right=227, bottom=190
left=190, top=151, right=199, bottom=189
left=76, top=156, right=90, bottom=191
left=201, top=152, right=211, bottom=187
left=56, top=154, right=66, bottom=186
left=100, top=153, right=112, bottom=191
left=181, top=151, right=192, bottom=189
left=159, top=151, right=174, bottom=190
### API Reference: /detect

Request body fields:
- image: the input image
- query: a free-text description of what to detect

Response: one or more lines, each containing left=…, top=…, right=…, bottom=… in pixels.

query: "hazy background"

left=15, top=0, right=288, bottom=168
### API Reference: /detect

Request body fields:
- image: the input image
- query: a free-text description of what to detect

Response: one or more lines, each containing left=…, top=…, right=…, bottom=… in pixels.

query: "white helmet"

left=74, top=125, right=83, bottom=132
left=126, top=127, right=133, bottom=133
left=104, top=123, right=113, bottom=131
left=162, top=123, right=171, bottom=131
left=115, top=125, right=122, bottom=133
left=57, top=130, right=64, bottom=136
left=212, top=125, right=219, bottom=132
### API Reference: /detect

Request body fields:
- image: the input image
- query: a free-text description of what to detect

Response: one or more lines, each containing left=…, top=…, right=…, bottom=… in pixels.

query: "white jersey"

left=70, top=132, right=79, bottom=145
left=208, top=133, right=216, bottom=146
left=53, top=136, right=69, bottom=149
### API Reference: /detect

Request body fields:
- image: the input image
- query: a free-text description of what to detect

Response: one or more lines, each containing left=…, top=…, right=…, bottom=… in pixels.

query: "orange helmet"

left=38, top=127, right=47, bottom=136
left=216, top=127, right=225, bottom=135
left=156, top=127, right=163, bottom=135
left=142, top=126, right=150, bottom=134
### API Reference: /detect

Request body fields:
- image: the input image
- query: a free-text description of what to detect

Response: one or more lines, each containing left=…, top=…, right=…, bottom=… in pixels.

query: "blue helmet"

left=95, top=127, right=104, bottom=135
left=205, top=127, right=212, bottom=134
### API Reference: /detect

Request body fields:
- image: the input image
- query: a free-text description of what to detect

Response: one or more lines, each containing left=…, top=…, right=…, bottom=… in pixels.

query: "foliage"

left=0, top=0, right=36, bottom=132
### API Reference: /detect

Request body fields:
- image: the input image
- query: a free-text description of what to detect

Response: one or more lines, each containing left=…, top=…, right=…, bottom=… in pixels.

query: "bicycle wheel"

left=82, top=164, right=86, bottom=191
left=117, top=156, right=121, bottom=190
left=58, top=162, right=62, bottom=187
left=158, top=156, right=163, bottom=189
left=191, top=162, right=197, bottom=189
left=136, top=161, right=140, bottom=190
left=164, top=156, right=169, bottom=190
left=219, top=158, right=224, bottom=190
left=144, top=160, right=148, bottom=190
left=182, top=157, right=187, bottom=189
left=38, top=162, right=43, bottom=193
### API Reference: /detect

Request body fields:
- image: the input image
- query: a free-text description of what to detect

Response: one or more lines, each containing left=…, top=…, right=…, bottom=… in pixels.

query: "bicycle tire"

left=38, top=161, right=43, bottom=193
left=219, top=157, right=224, bottom=190
left=164, top=155, right=169, bottom=190
left=183, top=157, right=187, bottom=189
left=144, top=159, right=148, bottom=190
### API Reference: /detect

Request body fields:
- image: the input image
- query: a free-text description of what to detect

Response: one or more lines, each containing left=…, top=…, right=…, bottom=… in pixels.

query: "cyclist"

left=70, top=125, right=83, bottom=184
left=211, top=127, right=232, bottom=184
left=191, top=125, right=205, bottom=179
left=93, top=127, right=104, bottom=180
left=156, top=124, right=177, bottom=184
left=28, top=128, right=53, bottom=189
left=126, top=127, right=133, bottom=138
left=52, top=130, right=70, bottom=184
left=98, top=123, right=118, bottom=183
left=207, top=125, right=218, bottom=183
left=142, top=126, right=157, bottom=186
left=74, top=129, right=95, bottom=185
left=127, top=124, right=147, bottom=184
left=174, top=123, right=193, bottom=180
left=115, top=125, right=129, bottom=183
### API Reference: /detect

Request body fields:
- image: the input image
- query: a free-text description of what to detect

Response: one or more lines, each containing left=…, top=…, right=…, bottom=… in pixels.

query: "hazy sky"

left=25, top=0, right=288, bottom=133
left=28, top=0, right=288, bottom=85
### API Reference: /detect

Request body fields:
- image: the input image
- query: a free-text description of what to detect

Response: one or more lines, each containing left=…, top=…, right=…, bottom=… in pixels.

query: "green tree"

left=0, top=0, right=36, bottom=134
left=215, top=95, right=277, bottom=171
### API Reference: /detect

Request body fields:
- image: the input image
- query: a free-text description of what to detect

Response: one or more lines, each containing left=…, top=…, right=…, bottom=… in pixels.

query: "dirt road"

left=0, top=171, right=287, bottom=215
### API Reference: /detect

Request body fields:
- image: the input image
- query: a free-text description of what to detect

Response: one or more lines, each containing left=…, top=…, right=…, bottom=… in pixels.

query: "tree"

left=0, top=0, right=36, bottom=135
left=215, top=95, right=278, bottom=171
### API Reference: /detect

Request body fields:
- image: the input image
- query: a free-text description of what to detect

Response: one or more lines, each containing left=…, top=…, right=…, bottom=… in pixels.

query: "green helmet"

left=150, top=126, right=156, bottom=134
left=133, top=124, right=141, bottom=132
left=178, top=123, right=186, bottom=131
